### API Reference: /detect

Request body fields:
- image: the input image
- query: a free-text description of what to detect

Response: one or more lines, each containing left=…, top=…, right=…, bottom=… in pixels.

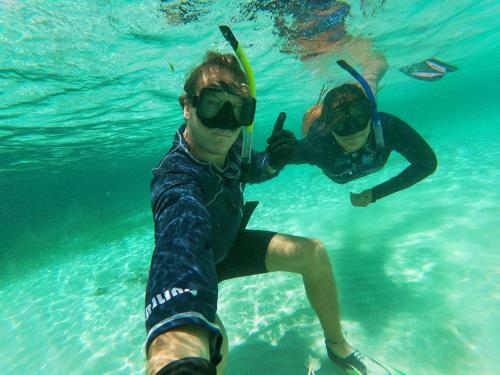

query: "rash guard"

left=290, top=112, right=437, bottom=202
left=145, top=125, right=276, bottom=357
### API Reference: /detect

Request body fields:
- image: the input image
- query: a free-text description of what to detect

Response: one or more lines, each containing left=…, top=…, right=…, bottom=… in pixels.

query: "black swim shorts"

left=144, top=229, right=276, bottom=363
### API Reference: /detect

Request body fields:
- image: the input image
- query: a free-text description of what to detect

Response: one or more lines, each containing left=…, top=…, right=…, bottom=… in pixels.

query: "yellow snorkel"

left=219, top=25, right=256, bottom=171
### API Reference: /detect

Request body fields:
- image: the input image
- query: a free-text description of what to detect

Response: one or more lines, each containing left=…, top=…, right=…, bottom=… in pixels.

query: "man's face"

left=184, top=67, right=243, bottom=158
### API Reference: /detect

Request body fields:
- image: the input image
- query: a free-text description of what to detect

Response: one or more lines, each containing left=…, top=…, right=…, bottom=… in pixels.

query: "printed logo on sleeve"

left=145, top=287, right=198, bottom=320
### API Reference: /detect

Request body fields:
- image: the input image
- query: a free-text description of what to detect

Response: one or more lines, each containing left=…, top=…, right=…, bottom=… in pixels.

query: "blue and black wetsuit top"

left=290, top=112, right=437, bottom=202
left=145, top=125, right=275, bottom=357
left=151, top=125, right=274, bottom=264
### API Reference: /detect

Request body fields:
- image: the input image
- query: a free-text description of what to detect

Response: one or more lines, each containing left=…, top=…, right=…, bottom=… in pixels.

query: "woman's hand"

left=350, top=189, right=373, bottom=207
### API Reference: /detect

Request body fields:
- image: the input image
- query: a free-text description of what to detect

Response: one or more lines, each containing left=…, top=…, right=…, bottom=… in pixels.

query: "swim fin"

left=425, top=58, right=457, bottom=73
left=400, top=58, right=457, bottom=81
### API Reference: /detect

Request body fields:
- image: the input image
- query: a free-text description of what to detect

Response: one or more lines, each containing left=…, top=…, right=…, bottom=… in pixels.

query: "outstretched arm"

left=371, top=115, right=437, bottom=203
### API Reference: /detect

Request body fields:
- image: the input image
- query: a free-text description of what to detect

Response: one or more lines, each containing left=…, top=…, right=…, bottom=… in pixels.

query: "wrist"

left=266, top=165, right=278, bottom=174
left=264, top=153, right=280, bottom=174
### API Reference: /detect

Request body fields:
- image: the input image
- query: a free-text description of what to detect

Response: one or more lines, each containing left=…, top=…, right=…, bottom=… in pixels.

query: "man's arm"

left=152, top=172, right=211, bottom=254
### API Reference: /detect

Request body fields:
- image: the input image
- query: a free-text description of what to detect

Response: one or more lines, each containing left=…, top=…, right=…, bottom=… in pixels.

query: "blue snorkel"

left=336, top=59, right=385, bottom=149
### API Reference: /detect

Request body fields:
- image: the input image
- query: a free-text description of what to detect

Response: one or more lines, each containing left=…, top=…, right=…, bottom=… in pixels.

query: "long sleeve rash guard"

left=290, top=112, right=437, bottom=202
left=150, top=126, right=275, bottom=265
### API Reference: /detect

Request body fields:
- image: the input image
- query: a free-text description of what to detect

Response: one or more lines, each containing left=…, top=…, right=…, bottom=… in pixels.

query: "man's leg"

left=264, top=233, right=353, bottom=357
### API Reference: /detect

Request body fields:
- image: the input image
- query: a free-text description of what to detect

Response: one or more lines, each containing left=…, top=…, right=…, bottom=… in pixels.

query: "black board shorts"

left=144, top=229, right=276, bottom=364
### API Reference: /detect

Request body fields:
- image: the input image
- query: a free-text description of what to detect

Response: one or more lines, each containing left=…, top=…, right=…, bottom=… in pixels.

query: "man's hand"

left=350, top=189, right=373, bottom=207
left=266, top=112, right=297, bottom=171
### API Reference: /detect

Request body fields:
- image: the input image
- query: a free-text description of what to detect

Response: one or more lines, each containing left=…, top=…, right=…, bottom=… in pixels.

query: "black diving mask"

left=190, top=82, right=256, bottom=130
left=323, top=100, right=371, bottom=136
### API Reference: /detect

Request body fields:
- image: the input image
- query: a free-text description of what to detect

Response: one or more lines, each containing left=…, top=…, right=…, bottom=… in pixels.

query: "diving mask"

left=323, top=100, right=371, bottom=136
left=190, top=82, right=256, bottom=130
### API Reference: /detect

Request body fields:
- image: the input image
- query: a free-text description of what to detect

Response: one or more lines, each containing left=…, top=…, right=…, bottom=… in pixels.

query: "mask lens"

left=325, top=101, right=369, bottom=136
left=193, top=86, right=256, bottom=130
left=198, top=88, right=243, bottom=119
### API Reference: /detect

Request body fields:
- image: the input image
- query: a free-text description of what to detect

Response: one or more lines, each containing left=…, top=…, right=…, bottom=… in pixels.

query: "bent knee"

left=301, top=238, right=330, bottom=274
left=266, top=235, right=330, bottom=274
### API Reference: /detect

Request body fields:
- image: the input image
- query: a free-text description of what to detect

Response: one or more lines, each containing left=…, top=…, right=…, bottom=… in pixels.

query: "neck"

left=341, top=141, right=366, bottom=153
left=333, top=127, right=371, bottom=153
left=183, top=128, right=227, bottom=168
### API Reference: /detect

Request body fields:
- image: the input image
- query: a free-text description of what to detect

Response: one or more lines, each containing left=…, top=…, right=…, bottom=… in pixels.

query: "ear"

left=183, top=101, right=191, bottom=120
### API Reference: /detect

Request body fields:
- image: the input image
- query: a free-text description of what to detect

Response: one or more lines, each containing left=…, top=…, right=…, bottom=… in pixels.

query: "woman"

left=283, top=81, right=438, bottom=206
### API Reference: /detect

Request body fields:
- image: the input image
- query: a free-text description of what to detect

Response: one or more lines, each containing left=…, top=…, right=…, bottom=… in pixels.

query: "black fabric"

left=216, top=229, right=275, bottom=282
left=239, top=201, right=259, bottom=231
left=291, top=112, right=437, bottom=201
left=145, top=127, right=277, bottom=357
left=266, top=129, right=298, bottom=170
left=156, top=357, right=216, bottom=375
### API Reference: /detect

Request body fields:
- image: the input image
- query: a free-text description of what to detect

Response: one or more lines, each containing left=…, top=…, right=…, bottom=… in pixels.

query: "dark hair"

left=178, top=51, right=248, bottom=108
left=321, top=83, right=371, bottom=129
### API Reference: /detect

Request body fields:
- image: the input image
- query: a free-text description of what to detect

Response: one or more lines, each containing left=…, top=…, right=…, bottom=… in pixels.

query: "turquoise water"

left=1, top=0, right=499, bottom=374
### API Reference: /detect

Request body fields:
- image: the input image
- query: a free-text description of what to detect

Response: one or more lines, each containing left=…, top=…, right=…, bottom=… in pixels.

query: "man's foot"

left=326, top=341, right=367, bottom=375
left=326, top=341, right=394, bottom=375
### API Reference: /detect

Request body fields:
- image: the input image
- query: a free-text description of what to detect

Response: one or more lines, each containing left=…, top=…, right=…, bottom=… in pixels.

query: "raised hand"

left=266, top=112, right=297, bottom=171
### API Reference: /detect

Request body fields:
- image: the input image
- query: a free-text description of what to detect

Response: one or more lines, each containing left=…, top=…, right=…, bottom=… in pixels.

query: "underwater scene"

left=1, top=0, right=499, bottom=374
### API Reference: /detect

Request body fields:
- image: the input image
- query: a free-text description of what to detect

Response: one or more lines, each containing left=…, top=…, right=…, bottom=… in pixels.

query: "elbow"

left=414, top=153, right=437, bottom=179
left=425, top=153, right=438, bottom=176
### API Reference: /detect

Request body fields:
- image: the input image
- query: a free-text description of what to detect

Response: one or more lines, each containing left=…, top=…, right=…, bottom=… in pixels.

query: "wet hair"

left=178, top=51, right=248, bottom=108
left=321, top=83, right=371, bottom=131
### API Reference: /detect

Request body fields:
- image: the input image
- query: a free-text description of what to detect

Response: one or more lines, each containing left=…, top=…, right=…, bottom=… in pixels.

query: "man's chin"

left=208, top=144, right=232, bottom=156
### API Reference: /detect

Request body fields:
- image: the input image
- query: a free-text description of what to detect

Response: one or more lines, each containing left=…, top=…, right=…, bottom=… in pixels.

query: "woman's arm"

left=371, top=114, right=437, bottom=202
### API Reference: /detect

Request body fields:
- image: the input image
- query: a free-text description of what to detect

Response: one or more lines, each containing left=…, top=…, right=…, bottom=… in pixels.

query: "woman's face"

left=184, top=67, right=243, bottom=157
left=331, top=120, right=371, bottom=153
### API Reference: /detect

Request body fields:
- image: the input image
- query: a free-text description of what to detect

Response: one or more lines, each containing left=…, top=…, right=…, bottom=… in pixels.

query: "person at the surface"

left=282, top=83, right=437, bottom=207
left=145, top=52, right=386, bottom=375
left=161, top=0, right=388, bottom=94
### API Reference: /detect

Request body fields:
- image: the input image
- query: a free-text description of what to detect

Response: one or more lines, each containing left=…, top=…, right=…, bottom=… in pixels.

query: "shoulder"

left=378, top=112, right=435, bottom=157
left=302, top=104, right=323, bottom=137
left=380, top=112, right=408, bottom=126
left=379, top=112, right=414, bottom=135
left=153, top=146, right=197, bottom=177
left=152, top=149, right=205, bottom=196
